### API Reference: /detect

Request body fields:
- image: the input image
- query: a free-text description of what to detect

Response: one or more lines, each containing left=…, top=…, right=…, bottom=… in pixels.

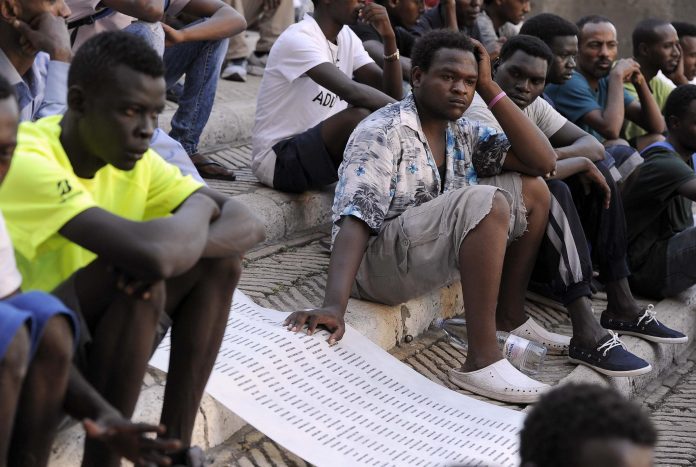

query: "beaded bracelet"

left=487, top=91, right=507, bottom=110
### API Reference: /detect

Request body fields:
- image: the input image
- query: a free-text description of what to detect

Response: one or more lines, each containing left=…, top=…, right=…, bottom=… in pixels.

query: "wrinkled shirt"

left=0, top=49, right=68, bottom=122
left=332, top=93, right=510, bottom=238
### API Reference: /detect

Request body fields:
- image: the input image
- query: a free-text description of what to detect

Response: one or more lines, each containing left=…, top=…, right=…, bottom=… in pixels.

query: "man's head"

left=494, top=35, right=553, bottom=109
left=375, top=0, right=424, bottom=28
left=664, top=84, right=696, bottom=153
left=576, top=15, right=617, bottom=79
left=0, top=0, right=71, bottom=51
left=67, top=31, right=166, bottom=172
left=454, top=0, right=481, bottom=29
left=520, top=383, right=657, bottom=467
left=483, top=0, right=530, bottom=26
left=632, top=19, right=680, bottom=74
left=0, top=75, right=18, bottom=184
left=673, top=22, right=696, bottom=81
left=520, top=13, right=579, bottom=84
left=411, top=30, right=479, bottom=122
left=312, top=0, right=364, bottom=26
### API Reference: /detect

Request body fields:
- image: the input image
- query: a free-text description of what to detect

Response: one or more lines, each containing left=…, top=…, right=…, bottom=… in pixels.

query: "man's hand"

left=84, top=416, right=181, bottom=466
left=263, top=0, right=280, bottom=11
left=611, top=58, right=641, bottom=82
left=471, top=39, right=494, bottom=91
left=579, top=162, right=611, bottom=209
left=284, top=306, right=346, bottom=345
left=162, top=23, right=187, bottom=47
left=665, top=43, right=690, bottom=85
left=11, top=13, right=72, bottom=62
left=360, top=3, right=394, bottom=40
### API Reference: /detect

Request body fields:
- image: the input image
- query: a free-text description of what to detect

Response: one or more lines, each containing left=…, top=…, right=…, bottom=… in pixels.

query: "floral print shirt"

left=332, top=93, right=510, bottom=237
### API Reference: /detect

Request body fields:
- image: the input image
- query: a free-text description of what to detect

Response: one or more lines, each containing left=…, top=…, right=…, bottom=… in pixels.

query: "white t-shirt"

left=251, top=13, right=374, bottom=187
left=0, top=211, right=21, bottom=298
left=464, top=92, right=567, bottom=138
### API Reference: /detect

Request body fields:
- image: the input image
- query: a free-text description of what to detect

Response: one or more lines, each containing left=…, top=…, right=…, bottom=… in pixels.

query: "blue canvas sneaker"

left=568, top=331, right=652, bottom=377
left=601, top=305, right=688, bottom=344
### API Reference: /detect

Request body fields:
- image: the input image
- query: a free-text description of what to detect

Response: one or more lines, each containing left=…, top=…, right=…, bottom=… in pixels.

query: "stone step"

left=200, top=143, right=335, bottom=244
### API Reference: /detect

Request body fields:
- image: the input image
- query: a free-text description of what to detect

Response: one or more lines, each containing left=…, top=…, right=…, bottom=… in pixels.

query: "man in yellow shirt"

left=623, top=19, right=680, bottom=149
left=0, top=31, right=265, bottom=466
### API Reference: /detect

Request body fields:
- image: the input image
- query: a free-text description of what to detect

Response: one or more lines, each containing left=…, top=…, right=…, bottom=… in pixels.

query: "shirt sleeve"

left=34, top=56, right=68, bottom=120
left=141, top=150, right=204, bottom=220
left=548, top=76, right=602, bottom=125
left=529, top=98, right=567, bottom=138
left=468, top=121, right=510, bottom=178
left=332, top=122, right=397, bottom=233
left=0, top=146, right=96, bottom=262
left=623, top=86, right=636, bottom=107
left=637, top=152, right=696, bottom=204
left=275, top=28, right=332, bottom=82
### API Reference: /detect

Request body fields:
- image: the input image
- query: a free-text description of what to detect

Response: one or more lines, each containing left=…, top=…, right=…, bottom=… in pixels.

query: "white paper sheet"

left=150, top=291, right=525, bottom=467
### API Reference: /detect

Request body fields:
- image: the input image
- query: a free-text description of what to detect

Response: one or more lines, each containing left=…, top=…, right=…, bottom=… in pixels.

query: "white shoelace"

left=637, top=304, right=659, bottom=327
left=597, top=330, right=626, bottom=357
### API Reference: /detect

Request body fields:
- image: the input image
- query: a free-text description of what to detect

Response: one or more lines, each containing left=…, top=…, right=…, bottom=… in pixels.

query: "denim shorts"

left=272, top=122, right=337, bottom=193
left=0, top=291, right=79, bottom=361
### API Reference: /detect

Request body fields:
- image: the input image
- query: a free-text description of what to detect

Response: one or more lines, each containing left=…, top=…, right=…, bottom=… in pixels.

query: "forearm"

left=442, top=1, right=458, bottom=30
left=554, top=135, right=605, bottom=162
left=599, top=74, right=628, bottom=139
left=321, top=218, right=370, bottom=314
left=548, top=157, right=592, bottom=180
left=344, top=82, right=396, bottom=111
left=380, top=33, right=404, bottom=100
left=202, top=199, right=266, bottom=257
left=480, top=82, right=556, bottom=174
left=64, top=366, right=121, bottom=422
left=634, top=80, right=666, bottom=133
left=175, top=7, right=246, bottom=41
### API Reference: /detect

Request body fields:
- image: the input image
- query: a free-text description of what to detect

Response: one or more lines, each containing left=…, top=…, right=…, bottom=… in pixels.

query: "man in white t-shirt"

left=252, top=0, right=403, bottom=192
left=464, top=35, right=686, bottom=376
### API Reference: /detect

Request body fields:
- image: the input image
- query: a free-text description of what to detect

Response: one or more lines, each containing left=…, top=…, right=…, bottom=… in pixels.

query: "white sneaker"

left=221, top=59, right=247, bottom=82
left=247, top=53, right=268, bottom=76
left=510, top=317, right=571, bottom=355
left=449, top=359, right=550, bottom=404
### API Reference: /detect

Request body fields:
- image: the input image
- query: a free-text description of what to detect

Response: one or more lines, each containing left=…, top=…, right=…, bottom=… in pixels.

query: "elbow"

left=139, top=2, right=163, bottom=22
left=598, top=125, right=620, bottom=141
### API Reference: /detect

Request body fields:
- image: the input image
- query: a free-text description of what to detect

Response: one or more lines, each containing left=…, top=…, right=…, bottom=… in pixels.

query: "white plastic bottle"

left=433, top=318, right=547, bottom=375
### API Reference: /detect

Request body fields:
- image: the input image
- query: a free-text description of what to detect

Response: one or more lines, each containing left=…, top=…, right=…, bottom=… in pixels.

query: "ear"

left=387, top=0, right=399, bottom=8
left=411, top=66, right=423, bottom=88
left=668, top=114, right=680, bottom=131
left=0, top=0, right=20, bottom=21
left=638, top=42, right=649, bottom=58
left=67, top=86, right=87, bottom=114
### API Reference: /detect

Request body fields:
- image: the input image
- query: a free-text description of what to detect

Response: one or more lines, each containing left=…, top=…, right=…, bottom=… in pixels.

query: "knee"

left=35, top=316, right=74, bottom=373
left=200, top=255, right=243, bottom=286
left=489, top=190, right=512, bottom=224
left=2, top=327, right=30, bottom=382
left=521, top=175, right=551, bottom=210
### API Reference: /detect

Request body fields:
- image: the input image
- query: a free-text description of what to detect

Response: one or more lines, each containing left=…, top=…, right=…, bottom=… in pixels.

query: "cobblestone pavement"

left=201, top=236, right=657, bottom=466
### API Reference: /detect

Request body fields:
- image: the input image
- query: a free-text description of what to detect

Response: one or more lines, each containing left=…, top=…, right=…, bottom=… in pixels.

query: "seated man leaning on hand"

left=285, top=31, right=559, bottom=404
left=465, top=35, right=683, bottom=376
left=0, top=32, right=265, bottom=466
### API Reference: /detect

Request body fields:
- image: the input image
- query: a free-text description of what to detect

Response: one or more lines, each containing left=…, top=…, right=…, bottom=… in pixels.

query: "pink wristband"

left=487, top=91, right=507, bottom=110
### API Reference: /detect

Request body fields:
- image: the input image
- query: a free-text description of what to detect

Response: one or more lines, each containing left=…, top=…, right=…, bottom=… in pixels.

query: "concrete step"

left=200, top=143, right=335, bottom=244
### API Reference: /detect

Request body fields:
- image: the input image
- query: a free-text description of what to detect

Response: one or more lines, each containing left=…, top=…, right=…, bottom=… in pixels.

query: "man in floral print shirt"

left=285, top=30, right=558, bottom=403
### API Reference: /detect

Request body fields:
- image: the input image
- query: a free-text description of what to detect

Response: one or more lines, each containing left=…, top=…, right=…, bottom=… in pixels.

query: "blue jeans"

left=164, top=23, right=228, bottom=156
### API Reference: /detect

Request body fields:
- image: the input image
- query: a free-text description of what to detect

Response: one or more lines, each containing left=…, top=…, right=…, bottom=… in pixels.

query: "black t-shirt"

left=622, top=142, right=696, bottom=297
left=408, top=4, right=482, bottom=41
left=350, top=23, right=416, bottom=57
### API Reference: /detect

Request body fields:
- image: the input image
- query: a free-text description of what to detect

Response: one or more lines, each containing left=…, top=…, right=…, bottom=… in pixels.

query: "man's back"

left=0, top=115, right=201, bottom=291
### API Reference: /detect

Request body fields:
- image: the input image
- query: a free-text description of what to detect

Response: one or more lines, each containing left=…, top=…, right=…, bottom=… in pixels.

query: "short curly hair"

left=499, top=35, right=553, bottom=66
left=519, top=383, right=657, bottom=467
left=410, top=30, right=478, bottom=72
left=519, top=13, right=579, bottom=47
left=68, top=31, right=164, bottom=97
left=664, top=84, right=696, bottom=129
